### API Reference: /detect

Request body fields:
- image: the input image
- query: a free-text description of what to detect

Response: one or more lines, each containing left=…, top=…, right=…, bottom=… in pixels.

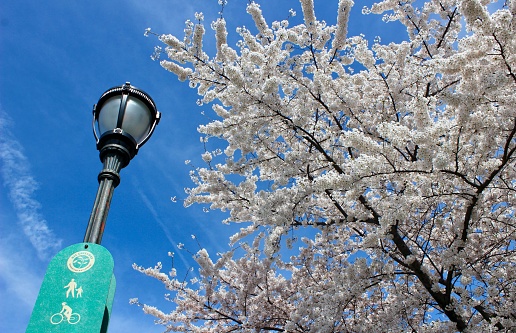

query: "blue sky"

left=0, top=1, right=408, bottom=332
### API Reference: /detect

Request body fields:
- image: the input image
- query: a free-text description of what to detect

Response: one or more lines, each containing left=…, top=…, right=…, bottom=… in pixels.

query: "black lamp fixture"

left=84, top=82, right=160, bottom=244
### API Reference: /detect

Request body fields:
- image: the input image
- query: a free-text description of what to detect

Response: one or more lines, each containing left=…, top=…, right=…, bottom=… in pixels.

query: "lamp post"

left=85, top=82, right=161, bottom=244
left=26, top=82, right=160, bottom=333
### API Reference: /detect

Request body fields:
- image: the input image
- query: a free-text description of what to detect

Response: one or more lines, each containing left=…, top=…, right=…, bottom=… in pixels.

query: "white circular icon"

left=67, top=251, right=95, bottom=273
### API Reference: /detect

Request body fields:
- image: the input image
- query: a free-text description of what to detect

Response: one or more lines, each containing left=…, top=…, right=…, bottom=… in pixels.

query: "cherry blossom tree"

left=134, top=0, right=516, bottom=331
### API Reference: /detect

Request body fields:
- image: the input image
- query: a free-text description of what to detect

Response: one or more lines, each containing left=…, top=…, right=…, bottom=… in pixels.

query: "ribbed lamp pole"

left=84, top=82, right=160, bottom=244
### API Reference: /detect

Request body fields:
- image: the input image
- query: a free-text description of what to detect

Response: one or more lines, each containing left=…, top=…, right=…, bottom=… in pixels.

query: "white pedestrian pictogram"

left=64, top=279, right=78, bottom=298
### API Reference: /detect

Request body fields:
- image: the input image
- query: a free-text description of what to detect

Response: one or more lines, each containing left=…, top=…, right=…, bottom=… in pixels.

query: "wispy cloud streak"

left=0, top=109, right=62, bottom=260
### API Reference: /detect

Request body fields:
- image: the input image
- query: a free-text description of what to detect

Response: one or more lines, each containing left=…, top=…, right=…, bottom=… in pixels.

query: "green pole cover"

left=26, top=243, right=116, bottom=333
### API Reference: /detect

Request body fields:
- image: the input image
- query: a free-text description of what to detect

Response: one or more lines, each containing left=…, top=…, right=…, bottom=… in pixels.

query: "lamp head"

left=93, top=82, right=160, bottom=164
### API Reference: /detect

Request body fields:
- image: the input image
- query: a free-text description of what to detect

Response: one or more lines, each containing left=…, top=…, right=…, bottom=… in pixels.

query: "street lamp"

left=27, top=82, right=160, bottom=333
left=84, top=82, right=161, bottom=244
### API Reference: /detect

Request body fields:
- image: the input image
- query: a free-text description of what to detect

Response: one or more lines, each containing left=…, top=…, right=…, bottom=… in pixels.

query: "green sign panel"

left=26, top=243, right=116, bottom=333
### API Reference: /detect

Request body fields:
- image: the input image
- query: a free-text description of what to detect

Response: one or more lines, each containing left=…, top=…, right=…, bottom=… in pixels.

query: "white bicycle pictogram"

left=50, top=312, right=81, bottom=325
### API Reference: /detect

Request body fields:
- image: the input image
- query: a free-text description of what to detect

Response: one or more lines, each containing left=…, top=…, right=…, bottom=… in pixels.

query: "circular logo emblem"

left=67, top=251, right=95, bottom=273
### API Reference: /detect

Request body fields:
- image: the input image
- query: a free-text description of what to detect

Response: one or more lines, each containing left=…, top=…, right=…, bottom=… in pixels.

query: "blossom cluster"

left=136, top=0, right=516, bottom=331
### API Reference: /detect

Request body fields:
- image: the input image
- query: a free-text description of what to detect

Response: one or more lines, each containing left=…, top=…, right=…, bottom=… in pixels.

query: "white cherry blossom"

left=136, top=1, right=516, bottom=332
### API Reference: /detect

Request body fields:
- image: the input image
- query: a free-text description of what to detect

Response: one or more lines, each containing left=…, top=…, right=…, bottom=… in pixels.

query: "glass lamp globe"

left=93, top=82, right=160, bottom=161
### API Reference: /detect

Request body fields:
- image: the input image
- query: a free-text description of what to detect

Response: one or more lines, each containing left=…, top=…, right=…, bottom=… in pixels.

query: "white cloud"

left=0, top=109, right=62, bottom=260
left=0, top=235, right=44, bottom=332
left=0, top=239, right=41, bottom=307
